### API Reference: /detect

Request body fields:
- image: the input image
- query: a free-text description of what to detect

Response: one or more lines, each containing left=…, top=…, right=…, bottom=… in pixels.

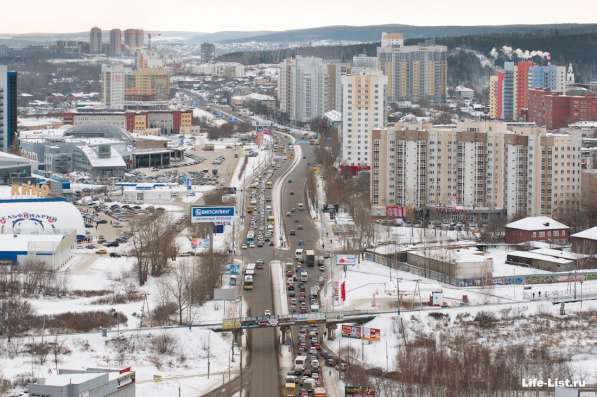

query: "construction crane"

left=147, top=32, right=161, bottom=50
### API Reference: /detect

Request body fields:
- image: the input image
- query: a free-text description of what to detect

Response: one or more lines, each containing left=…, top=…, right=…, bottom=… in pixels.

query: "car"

left=257, top=242, right=264, bottom=247
left=319, top=265, right=325, bottom=272
left=256, top=259, right=264, bottom=269
left=308, top=347, right=317, bottom=356
left=325, top=358, right=336, bottom=367
left=289, top=230, right=296, bottom=236
left=264, top=309, right=272, bottom=317
left=289, top=191, right=294, bottom=195
left=106, top=241, right=119, bottom=247
left=288, top=179, right=292, bottom=183
left=95, top=248, right=107, bottom=255
left=297, top=225, right=303, bottom=230
left=286, top=211, right=291, bottom=217
left=288, top=290, right=296, bottom=297
left=109, top=252, right=121, bottom=258
left=269, top=241, right=275, bottom=246
left=85, top=244, right=96, bottom=249
left=241, top=244, right=248, bottom=249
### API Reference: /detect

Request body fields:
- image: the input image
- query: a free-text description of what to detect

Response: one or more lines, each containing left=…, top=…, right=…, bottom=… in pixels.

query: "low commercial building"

left=505, top=250, right=576, bottom=272
left=571, top=226, right=597, bottom=255
left=64, top=109, right=193, bottom=135
left=0, top=232, right=75, bottom=269
left=28, top=368, right=135, bottom=397
left=0, top=151, right=33, bottom=184
left=505, top=216, right=569, bottom=244
left=406, top=247, right=493, bottom=284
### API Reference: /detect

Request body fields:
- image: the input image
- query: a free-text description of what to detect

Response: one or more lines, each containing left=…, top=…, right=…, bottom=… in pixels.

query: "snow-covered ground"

left=1, top=250, right=244, bottom=395
left=322, top=257, right=597, bottom=382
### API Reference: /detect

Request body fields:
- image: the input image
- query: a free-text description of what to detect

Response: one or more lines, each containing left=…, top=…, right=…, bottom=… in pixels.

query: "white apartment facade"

left=277, top=56, right=329, bottom=124
left=341, top=69, right=386, bottom=168
left=101, top=64, right=128, bottom=110
left=371, top=121, right=581, bottom=220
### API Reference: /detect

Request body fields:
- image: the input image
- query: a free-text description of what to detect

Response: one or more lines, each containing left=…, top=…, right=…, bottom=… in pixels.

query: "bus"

left=245, top=263, right=256, bottom=277
left=243, top=275, right=254, bottom=290
left=246, top=230, right=255, bottom=246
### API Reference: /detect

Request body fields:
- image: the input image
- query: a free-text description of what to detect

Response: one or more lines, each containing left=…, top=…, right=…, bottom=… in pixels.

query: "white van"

left=294, top=355, right=308, bottom=371
left=300, top=271, right=308, bottom=282
left=295, top=248, right=304, bottom=262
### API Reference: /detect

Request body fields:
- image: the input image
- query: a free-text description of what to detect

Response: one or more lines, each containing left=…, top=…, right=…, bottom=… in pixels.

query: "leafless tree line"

left=156, top=252, right=230, bottom=326
left=0, top=261, right=66, bottom=298
left=130, top=212, right=179, bottom=286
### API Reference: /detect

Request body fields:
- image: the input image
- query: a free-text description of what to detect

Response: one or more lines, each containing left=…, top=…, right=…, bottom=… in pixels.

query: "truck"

left=305, top=250, right=315, bottom=267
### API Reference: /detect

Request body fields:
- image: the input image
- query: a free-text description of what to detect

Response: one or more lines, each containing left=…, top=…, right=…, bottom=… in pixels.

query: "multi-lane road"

left=230, top=133, right=321, bottom=397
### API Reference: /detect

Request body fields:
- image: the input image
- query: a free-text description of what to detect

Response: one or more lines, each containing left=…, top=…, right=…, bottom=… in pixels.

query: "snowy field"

left=0, top=251, right=245, bottom=396
left=323, top=258, right=597, bottom=384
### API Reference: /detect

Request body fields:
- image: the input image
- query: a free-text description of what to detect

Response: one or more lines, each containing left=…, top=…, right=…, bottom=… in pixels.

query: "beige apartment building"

left=371, top=120, right=582, bottom=220
left=341, top=69, right=387, bottom=168
left=377, top=32, right=447, bottom=104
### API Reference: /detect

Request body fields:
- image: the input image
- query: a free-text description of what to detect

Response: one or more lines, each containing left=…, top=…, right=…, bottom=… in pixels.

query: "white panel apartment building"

left=277, top=56, right=329, bottom=124
left=101, top=64, right=128, bottom=110
left=371, top=121, right=581, bottom=220
left=340, top=69, right=386, bottom=168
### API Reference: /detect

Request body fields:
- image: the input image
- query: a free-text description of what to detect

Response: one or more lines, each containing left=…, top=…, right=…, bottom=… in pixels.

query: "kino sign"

left=191, top=206, right=235, bottom=224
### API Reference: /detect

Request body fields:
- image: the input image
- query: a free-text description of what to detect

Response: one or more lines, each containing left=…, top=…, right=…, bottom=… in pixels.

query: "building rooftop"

left=79, top=145, right=126, bottom=168
left=571, top=226, right=597, bottom=241
left=507, top=250, right=573, bottom=265
left=505, top=216, right=569, bottom=231
left=0, top=234, right=66, bottom=253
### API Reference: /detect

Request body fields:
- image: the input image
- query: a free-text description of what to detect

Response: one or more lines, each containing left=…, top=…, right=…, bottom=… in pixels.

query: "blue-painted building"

left=0, top=66, right=17, bottom=152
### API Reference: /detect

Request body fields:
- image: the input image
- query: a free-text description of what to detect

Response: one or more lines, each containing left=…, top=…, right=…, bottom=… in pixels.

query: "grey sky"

left=4, top=0, right=596, bottom=34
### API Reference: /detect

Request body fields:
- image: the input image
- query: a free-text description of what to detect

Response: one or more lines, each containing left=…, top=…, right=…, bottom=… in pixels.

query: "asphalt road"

left=205, top=135, right=322, bottom=397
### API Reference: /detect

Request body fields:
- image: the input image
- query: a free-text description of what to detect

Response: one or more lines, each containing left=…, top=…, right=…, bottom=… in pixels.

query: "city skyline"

left=1, top=0, right=596, bottom=34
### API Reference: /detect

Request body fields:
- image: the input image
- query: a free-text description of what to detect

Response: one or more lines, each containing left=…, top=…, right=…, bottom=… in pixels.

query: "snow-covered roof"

left=246, top=92, right=275, bottom=101
left=79, top=146, right=126, bottom=169
left=505, top=216, right=568, bottom=231
left=507, top=250, right=572, bottom=265
left=571, top=226, right=597, bottom=241
left=39, top=372, right=102, bottom=386
left=530, top=248, right=588, bottom=260
left=0, top=234, right=65, bottom=253
left=324, top=110, right=342, bottom=123
left=0, top=197, right=86, bottom=235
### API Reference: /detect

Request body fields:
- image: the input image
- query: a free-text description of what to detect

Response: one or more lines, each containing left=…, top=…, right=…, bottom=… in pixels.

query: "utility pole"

left=207, top=331, right=211, bottom=378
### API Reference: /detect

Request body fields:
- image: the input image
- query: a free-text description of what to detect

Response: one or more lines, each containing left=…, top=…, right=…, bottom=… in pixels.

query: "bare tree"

left=164, top=260, right=192, bottom=325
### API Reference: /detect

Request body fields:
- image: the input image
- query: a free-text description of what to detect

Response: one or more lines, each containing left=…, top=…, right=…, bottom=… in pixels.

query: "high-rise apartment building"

left=502, top=62, right=517, bottom=121
left=371, top=121, right=581, bottom=220
left=0, top=66, right=17, bottom=152
left=326, top=63, right=351, bottom=112
left=277, top=56, right=329, bottom=124
left=515, top=60, right=534, bottom=117
left=489, top=72, right=504, bottom=119
left=125, top=67, right=171, bottom=101
left=102, top=64, right=127, bottom=110
left=527, top=131, right=582, bottom=217
left=341, top=70, right=386, bottom=169
left=352, top=54, right=379, bottom=73
left=377, top=32, right=447, bottom=104
left=529, top=64, right=567, bottom=93
left=109, top=29, right=122, bottom=57
left=201, top=43, right=216, bottom=63
left=89, top=27, right=102, bottom=54
left=124, top=29, right=144, bottom=49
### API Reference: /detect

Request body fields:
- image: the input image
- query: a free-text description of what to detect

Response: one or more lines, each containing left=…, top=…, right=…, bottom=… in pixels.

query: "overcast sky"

left=3, top=0, right=596, bottom=34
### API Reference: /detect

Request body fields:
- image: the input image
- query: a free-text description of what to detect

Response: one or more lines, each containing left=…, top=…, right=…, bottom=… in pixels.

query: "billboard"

left=341, top=325, right=381, bottom=341
left=336, top=254, right=357, bottom=266
left=191, top=206, right=235, bottom=224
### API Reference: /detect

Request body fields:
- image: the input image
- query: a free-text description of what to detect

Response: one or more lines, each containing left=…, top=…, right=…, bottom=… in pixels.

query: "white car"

left=241, top=244, right=248, bottom=249
left=264, top=309, right=272, bottom=317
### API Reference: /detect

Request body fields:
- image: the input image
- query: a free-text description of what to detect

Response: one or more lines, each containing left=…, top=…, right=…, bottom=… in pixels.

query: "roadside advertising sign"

left=336, top=254, right=357, bottom=266
left=190, top=206, right=235, bottom=224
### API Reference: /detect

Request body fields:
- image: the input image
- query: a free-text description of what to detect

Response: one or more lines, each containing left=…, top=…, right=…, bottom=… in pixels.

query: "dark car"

left=288, top=179, right=292, bottom=183
left=106, top=241, right=119, bottom=247
left=109, top=252, right=121, bottom=258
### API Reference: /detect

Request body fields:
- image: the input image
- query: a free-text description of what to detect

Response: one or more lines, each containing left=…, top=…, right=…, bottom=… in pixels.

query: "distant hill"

left=218, top=30, right=597, bottom=91
left=189, top=31, right=273, bottom=43
left=220, top=23, right=597, bottom=43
